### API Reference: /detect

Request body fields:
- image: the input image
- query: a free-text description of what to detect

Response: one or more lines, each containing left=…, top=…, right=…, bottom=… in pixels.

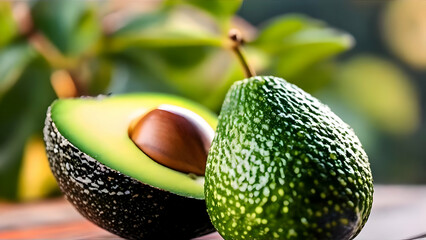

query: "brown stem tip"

left=229, top=28, right=244, bottom=45
left=228, top=28, right=256, bottom=78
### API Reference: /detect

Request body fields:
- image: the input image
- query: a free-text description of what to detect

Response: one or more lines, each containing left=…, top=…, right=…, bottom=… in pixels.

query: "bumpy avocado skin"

left=205, top=76, right=373, bottom=240
left=44, top=108, right=214, bottom=240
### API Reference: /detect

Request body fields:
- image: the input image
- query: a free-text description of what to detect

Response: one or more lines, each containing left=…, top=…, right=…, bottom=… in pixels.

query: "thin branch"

left=229, top=28, right=256, bottom=78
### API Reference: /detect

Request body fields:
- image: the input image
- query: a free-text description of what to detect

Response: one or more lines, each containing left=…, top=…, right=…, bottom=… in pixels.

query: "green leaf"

left=110, top=45, right=244, bottom=111
left=255, top=14, right=324, bottom=45
left=31, top=0, right=101, bottom=56
left=183, top=0, right=242, bottom=18
left=164, top=0, right=242, bottom=29
left=273, top=29, right=352, bottom=78
left=288, top=61, right=336, bottom=94
left=108, top=55, right=178, bottom=95
left=113, top=11, right=168, bottom=35
left=156, top=47, right=244, bottom=109
left=335, top=55, right=420, bottom=135
left=106, top=6, right=246, bottom=110
left=87, top=57, right=113, bottom=95
left=107, top=8, right=223, bottom=52
left=0, top=57, right=55, bottom=200
left=0, top=42, right=37, bottom=99
left=0, top=2, right=18, bottom=48
left=253, top=14, right=353, bottom=79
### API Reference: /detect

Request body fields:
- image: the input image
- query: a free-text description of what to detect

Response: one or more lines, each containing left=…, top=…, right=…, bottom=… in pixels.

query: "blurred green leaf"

left=0, top=2, right=18, bottom=48
left=31, top=0, right=101, bottom=56
left=156, top=47, right=244, bottom=109
left=164, top=0, right=242, bottom=28
left=335, top=55, right=420, bottom=135
left=253, top=14, right=353, bottom=79
left=110, top=45, right=244, bottom=111
left=272, top=28, right=353, bottom=78
left=0, top=57, right=55, bottom=200
left=108, top=54, right=177, bottom=94
left=255, top=14, right=324, bottom=44
left=108, top=8, right=222, bottom=52
left=289, top=61, right=336, bottom=93
left=87, top=57, right=113, bottom=95
left=0, top=42, right=36, bottom=99
left=183, top=0, right=242, bottom=18
left=113, top=10, right=168, bottom=35
left=106, top=6, right=244, bottom=110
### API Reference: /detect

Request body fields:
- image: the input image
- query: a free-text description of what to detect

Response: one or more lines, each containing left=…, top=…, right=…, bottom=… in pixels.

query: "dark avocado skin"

left=44, top=107, right=214, bottom=240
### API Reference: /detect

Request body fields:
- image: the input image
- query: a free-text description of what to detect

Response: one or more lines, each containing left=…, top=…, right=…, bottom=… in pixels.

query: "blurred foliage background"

left=0, top=0, right=425, bottom=202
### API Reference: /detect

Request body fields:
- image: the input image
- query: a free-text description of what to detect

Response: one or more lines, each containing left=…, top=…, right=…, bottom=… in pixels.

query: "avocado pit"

left=129, top=105, right=214, bottom=176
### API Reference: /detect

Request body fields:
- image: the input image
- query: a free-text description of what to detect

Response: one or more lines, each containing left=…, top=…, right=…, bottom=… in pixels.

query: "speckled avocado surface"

left=205, top=76, right=373, bottom=240
left=43, top=94, right=216, bottom=240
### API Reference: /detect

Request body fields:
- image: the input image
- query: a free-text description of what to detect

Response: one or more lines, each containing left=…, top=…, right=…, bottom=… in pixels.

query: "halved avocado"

left=43, top=94, right=217, bottom=239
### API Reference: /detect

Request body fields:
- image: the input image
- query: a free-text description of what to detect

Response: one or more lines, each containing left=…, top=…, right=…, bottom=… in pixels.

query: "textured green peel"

left=205, top=76, right=373, bottom=239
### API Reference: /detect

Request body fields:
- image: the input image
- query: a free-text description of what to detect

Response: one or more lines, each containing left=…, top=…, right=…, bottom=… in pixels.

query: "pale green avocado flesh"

left=50, top=94, right=217, bottom=199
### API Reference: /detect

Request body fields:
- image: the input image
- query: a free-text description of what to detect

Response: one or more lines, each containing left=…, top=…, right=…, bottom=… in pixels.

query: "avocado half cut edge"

left=43, top=94, right=217, bottom=239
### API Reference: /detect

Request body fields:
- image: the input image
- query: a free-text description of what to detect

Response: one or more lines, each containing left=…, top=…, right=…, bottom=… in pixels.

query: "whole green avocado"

left=205, top=76, right=373, bottom=240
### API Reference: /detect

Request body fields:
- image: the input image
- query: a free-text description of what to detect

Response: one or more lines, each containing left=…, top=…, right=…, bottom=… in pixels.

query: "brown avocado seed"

left=129, top=105, right=214, bottom=176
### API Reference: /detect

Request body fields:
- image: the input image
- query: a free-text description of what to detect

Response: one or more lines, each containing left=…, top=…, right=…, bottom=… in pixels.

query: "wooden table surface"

left=0, top=185, right=425, bottom=240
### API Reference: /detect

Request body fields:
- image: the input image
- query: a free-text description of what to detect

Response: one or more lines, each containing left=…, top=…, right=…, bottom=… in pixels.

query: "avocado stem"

left=229, top=29, right=256, bottom=78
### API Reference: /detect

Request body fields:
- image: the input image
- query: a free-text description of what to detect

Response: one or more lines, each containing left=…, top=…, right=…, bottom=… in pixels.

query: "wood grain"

left=0, top=198, right=117, bottom=239
left=0, top=185, right=425, bottom=239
